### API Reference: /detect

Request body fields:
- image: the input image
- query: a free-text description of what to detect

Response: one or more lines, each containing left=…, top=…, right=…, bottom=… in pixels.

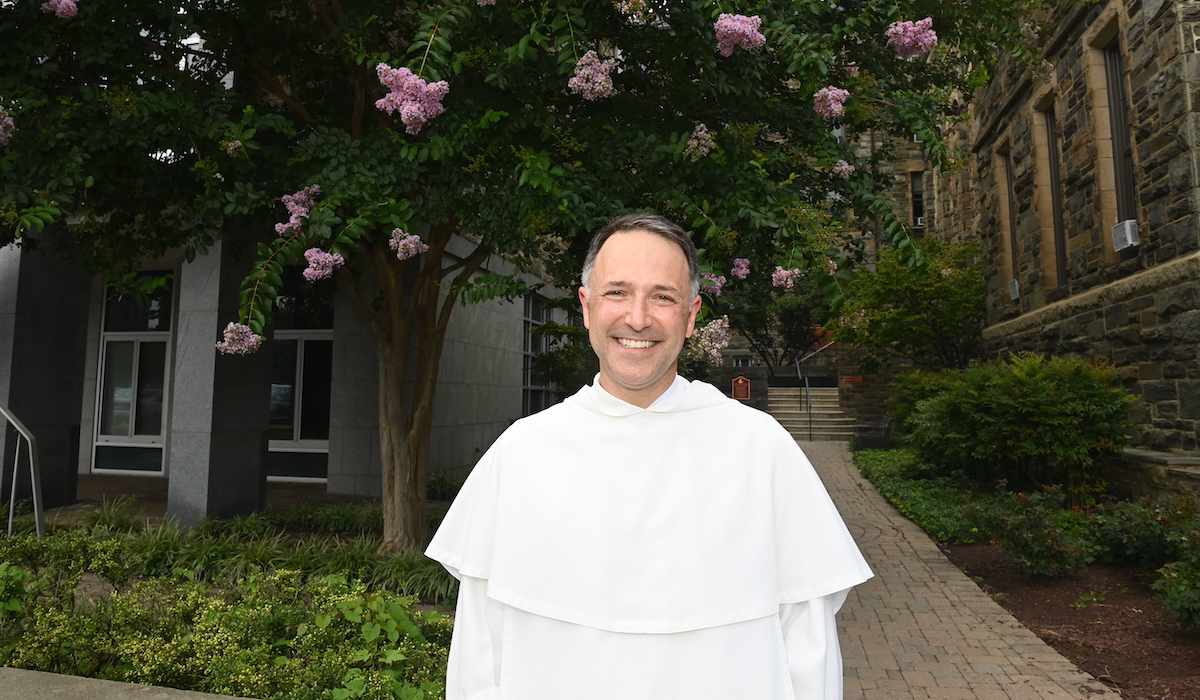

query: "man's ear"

left=578, top=286, right=591, bottom=329
left=684, top=294, right=702, bottom=338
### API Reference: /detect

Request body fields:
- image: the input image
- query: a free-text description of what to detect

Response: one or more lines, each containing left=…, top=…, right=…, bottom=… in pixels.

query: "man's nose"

left=626, top=296, right=651, bottom=330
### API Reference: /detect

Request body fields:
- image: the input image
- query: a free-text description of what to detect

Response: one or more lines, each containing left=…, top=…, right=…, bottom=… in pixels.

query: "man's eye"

left=604, top=290, right=625, bottom=297
left=655, top=295, right=676, bottom=303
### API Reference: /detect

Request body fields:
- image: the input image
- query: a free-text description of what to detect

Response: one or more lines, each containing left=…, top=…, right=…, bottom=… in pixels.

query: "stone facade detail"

left=940, top=0, right=1200, bottom=454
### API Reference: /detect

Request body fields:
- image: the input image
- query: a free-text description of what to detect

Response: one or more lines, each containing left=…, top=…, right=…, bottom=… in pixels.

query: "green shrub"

left=854, top=449, right=983, bottom=542
left=2, top=569, right=451, bottom=700
left=1093, top=495, right=1199, bottom=570
left=898, top=353, right=1133, bottom=502
left=1153, top=552, right=1200, bottom=632
left=969, top=486, right=1103, bottom=576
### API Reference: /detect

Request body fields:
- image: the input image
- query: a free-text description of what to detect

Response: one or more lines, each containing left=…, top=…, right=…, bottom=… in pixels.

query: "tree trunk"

left=344, top=219, right=488, bottom=554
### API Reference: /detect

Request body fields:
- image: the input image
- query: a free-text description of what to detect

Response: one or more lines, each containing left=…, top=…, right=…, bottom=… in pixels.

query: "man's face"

left=579, top=229, right=701, bottom=407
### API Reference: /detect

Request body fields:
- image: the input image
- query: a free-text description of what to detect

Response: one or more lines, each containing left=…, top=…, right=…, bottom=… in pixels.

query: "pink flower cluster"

left=684, top=124, right=716, bottom=162
left=477, top=0, right=495, bottom=5
left=714, top=14, right=765, bottom=57
left=813, top=86, right=850, bottom=120
left=832, top=159, right=855, bottom=179
left=616, top=0, right=652, bottom=23
left=886, top=17, right=937, bottom=60
left=275, top=185, right=320, bottom=235
left=216, top=322, right=263, bottom=356
left=772, top=266, right=801, bottom=289
left=302, top=248, right=345, bottom=282
left=826, top=257, right=838, bottom=276
left=685, top=316, right=731, bottom=365
left=223, top=140, right=242, bottom=155
left=41, top=0, right=77, bottom=18
left=568, top=51, right=617, bottom=100
left=0, top=106, right=14, bottom=146
left=731, top=258, right=750, bottom=280
left=375, top=63, right=450, bottom=135
left=390, top=229, right=430, bottom=261
left=700, top=273, right=726, bottom=297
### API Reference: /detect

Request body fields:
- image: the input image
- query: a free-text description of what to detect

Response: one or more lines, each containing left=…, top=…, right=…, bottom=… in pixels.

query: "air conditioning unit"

left=915, top=216, right=924, bottom=227
left=1008, top=279, right=1020, bottom=300
left=1112, top=219, right=1139, bottom=251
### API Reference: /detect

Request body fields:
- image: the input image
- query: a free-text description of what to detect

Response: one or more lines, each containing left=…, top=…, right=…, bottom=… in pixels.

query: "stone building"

left=936, top=0, right=1200, bottom=489
left=0, top=235, right=565, bottom=522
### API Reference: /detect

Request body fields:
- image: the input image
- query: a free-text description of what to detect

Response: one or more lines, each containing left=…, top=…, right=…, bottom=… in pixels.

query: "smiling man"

left=427, top=213, right=872, bottom=700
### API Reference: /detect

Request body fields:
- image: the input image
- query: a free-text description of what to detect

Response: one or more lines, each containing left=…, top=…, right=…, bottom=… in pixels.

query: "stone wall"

left=940, top=0, right=1200, bottom=455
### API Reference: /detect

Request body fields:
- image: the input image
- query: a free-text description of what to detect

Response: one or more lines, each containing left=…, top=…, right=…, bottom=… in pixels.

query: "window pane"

left=299, top=340, right=333, bottom=440
left=99, top=341, right=135, bottom=436
left=103, top=272, right=173, bottom=332
left=134, top=341, right=167, bottom=436
left=95, top=445, right=163, bottom=472
left=270, top=340, right=298, bottom=441
left=266, top=451, right=329, bottom=479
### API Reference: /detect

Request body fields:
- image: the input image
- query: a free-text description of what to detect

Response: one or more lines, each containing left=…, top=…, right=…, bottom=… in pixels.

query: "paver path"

left=800, top=441, right=1118, bottom=700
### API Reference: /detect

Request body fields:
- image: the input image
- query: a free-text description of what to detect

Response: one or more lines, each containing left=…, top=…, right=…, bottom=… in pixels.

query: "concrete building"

left=936, top=0, right=1200, bottom=491
left=0, top=234, right=564, bottom=521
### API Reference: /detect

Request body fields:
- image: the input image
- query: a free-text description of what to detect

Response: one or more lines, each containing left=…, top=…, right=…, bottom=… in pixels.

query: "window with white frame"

left=93, top=273, right=174, bottom=473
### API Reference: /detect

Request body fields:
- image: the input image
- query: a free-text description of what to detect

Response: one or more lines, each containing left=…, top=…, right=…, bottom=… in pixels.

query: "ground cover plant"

left=855, top=448, right=1200, bottom=699
left=0, top=499, right=459, bottom=699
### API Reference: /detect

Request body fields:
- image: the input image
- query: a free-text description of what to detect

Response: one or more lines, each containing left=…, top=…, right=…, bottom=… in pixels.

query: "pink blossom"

left=215, top=322, right=263, bottom=355
left=375, top=63, right=450, bottom=135
left=844, top=62, right=859, bottom=77
left=223, top=140, right=242, bottom=155
left=0, top=106, right=14, bottom=146
left=886, top=17, right=937, bottom=60
left=568, top=50, right=617, bottom=100
left=302, top=248, right=345, bottom=282
left=941, top=268, right=954, bottom=277
left=684, top=124, right=716, bottom=162
left=684, top=316, right=731, bottom=364
left=477, top=0, right=495, bottom=5
left=700, top=273, right=726, bottom=297
left=832, top=159, right=855, bottom=179
left=616, top=0, right=651, bottom=23
left=389, top=228, right=430, bottom=261
left=714, top=14, right=766, bottom=57
left=731, top=258, right=750, bottom=280
left=772, top=267, right=801, bottom=289
left=826, top=257, right=838, bottom=276
left=274, top=185, right=320, bottom=235
left=40, top=0, right=77, bottom=18
left=813, top=86, right=850, bottom=120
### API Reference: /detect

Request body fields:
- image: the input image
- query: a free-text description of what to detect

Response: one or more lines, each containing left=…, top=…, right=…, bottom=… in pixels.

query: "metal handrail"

left=797, top=339, right=837, bottom=365
left=0, top=404, right=45, bottom=538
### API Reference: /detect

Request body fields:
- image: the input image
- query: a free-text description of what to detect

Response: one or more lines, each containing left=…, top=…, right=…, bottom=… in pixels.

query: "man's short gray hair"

left=581, top=213, right=701, bottom=300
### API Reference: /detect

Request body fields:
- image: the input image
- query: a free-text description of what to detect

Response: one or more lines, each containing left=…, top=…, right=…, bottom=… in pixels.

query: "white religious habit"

left=427, top=375, right=873, bottom=700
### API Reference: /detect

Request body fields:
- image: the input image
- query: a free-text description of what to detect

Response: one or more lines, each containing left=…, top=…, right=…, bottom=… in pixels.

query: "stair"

left=767, top=386, right=855, bottom=442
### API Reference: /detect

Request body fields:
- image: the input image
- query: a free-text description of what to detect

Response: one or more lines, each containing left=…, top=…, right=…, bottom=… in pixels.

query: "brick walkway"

left=800, top=441, right=1118, bottom=700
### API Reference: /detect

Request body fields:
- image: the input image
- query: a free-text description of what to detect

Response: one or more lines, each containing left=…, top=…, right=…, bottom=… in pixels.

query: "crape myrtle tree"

left=1, top=0, right=1044, bottom=550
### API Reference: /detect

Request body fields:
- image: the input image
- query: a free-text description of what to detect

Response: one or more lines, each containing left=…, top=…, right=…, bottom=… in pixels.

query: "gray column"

left=166, top=240, right=270, bottom=526
left=0, top=243, right=91, bottom=509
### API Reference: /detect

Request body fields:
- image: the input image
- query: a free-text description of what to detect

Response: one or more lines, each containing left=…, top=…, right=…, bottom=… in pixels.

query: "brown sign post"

left=732, top=376, right=751, bottom=400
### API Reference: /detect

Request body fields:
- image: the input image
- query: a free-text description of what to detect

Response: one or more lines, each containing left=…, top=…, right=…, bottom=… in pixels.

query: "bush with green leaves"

left=1093, top=495, right=1199, bottom=570
left=3, top=568, right=451, bottom=700
left=1153, top=548, right=1200, bottom=632
left=897, top=353, right=1134, bottom=502
left=967, top=486, right=1102, bottom=576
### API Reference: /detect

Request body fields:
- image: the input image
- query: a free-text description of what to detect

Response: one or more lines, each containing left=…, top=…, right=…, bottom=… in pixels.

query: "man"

left=427, top=213, right=872, bottom=700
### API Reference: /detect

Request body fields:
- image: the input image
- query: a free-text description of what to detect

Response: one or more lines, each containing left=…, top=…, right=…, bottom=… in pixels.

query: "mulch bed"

left=942, top=543, right=1200, bottom=700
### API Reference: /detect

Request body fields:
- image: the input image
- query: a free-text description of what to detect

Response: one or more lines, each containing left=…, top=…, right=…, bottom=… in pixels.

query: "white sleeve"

left=778, top=588, right=851, bottom=700
left=445, top=575, right=505, bottom=700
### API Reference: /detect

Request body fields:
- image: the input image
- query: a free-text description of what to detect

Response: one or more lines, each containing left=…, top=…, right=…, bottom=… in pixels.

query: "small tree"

left=828, top=239, right=985, bottom=371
